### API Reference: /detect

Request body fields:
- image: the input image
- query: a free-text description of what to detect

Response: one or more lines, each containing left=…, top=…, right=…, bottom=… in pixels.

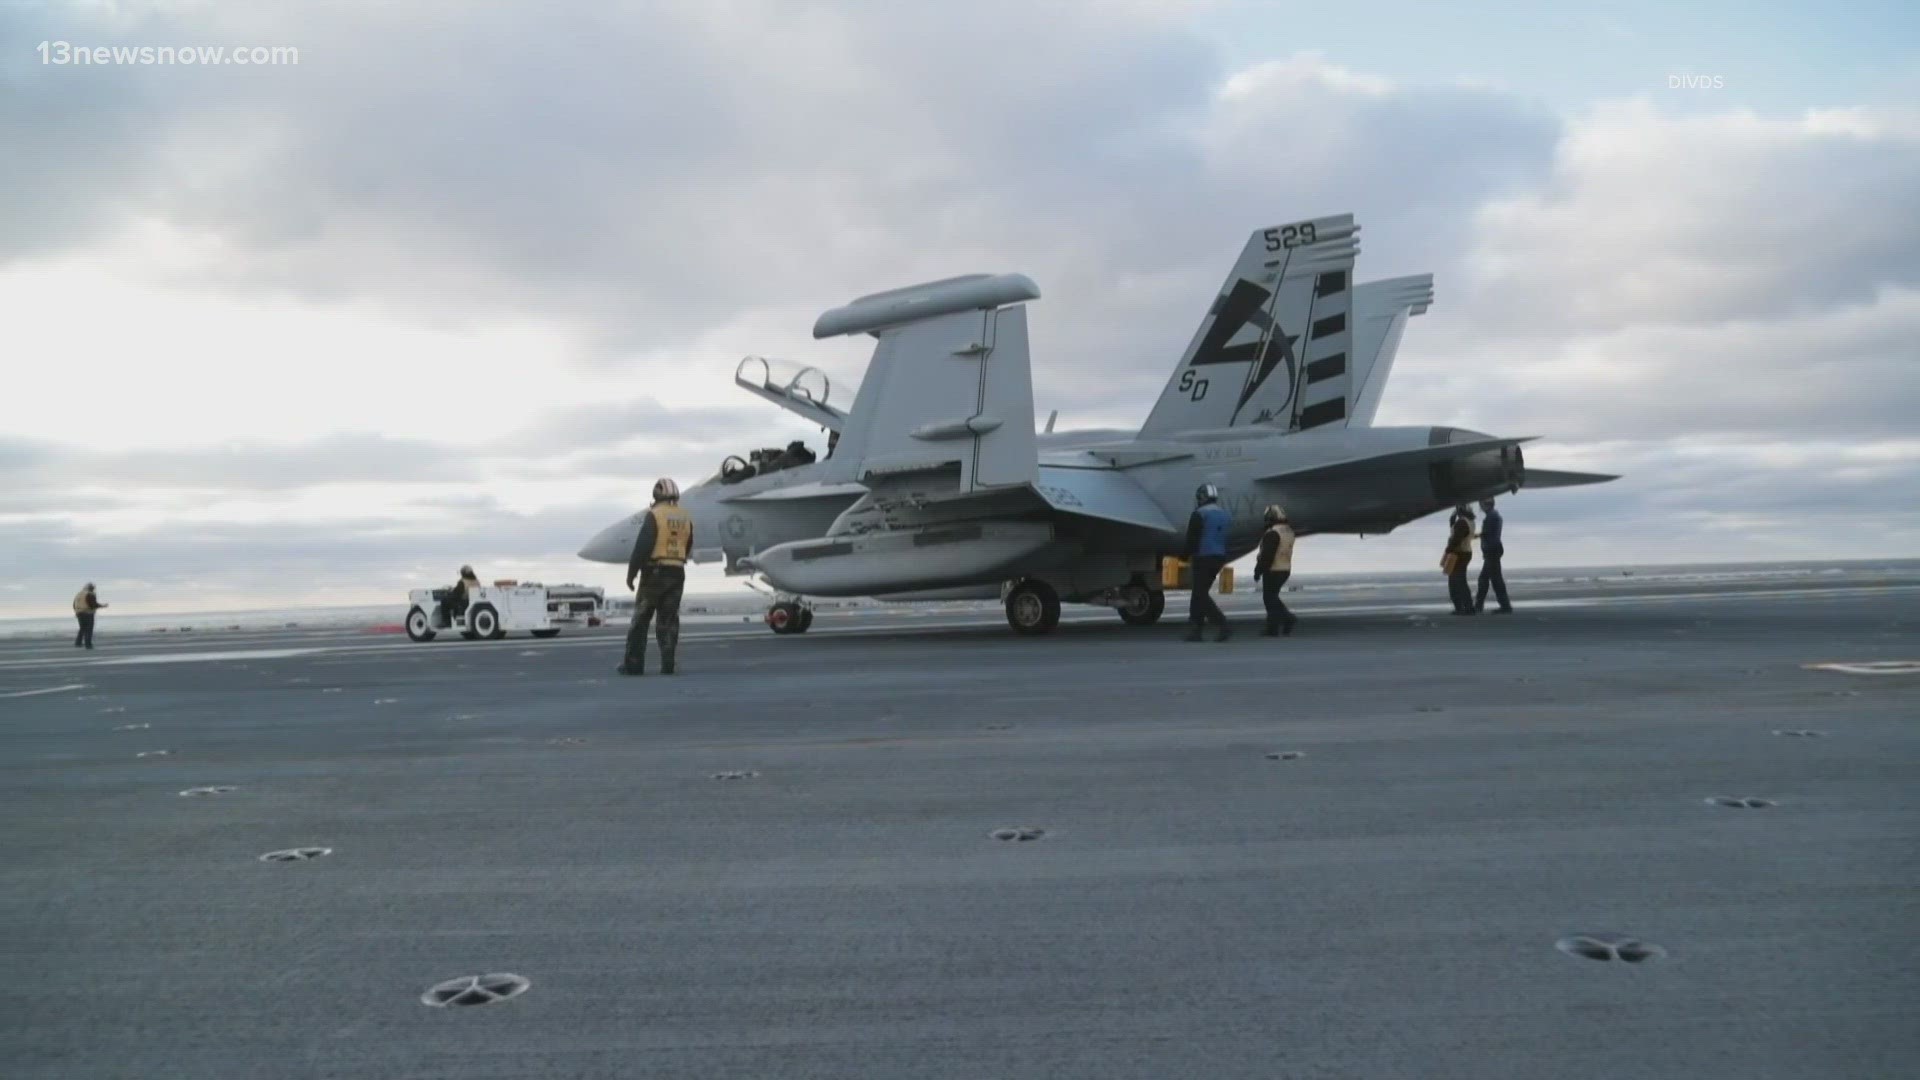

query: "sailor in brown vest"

left=72, top=583, right=107, bottom=649
left=620, top=478, right=694, bottom=676
left=1253, top=505, right=1299, bottom=637
left=449, top=565, right=481, bottom=621
left=1444, top=504, right=1477, bottom=615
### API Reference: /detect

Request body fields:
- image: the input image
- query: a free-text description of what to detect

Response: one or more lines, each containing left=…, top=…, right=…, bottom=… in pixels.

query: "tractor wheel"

left=531, top=628, right=561, bottom=639
left=470, top=604, right=504, bottom=640
left=405, top=607, right=436, bottom=642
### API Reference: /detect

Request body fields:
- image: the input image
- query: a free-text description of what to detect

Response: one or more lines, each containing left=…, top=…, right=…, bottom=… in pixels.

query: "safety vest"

left=72, top=589, right=93, bottom=613
left=1194, top=503, right=1231, bottom=558
left=1264, top=524, right=1295, bottom=573
left=1448, top=519, right=1475, bottom=560
left=648, top=503, right=693, bottom=566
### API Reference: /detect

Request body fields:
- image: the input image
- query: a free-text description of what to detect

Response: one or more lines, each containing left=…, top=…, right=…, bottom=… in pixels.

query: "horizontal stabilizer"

left=1258, top=436, right=1536, bottom=483
left=1524, top=468, right=1619, bottom=489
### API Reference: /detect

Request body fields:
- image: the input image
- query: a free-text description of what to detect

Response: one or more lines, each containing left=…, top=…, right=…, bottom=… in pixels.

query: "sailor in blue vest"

left=1473, top=497, right=1512, bottom=613
left=1184, top=483, right=1233, bottom=642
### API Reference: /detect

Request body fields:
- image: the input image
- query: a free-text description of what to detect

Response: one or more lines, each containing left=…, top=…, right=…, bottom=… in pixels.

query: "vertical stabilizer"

left=1347, top=274, right=1434, bottom=427
left=1138, top=215, right=1360, bottom=436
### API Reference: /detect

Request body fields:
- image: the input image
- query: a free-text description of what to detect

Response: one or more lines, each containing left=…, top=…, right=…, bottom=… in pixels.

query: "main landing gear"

left=1004, top=579, right=1062, bottom=635
left=1114, top=582, right=1166, bottom=626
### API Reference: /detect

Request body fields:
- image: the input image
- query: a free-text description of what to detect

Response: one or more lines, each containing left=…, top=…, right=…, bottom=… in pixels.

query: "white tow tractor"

left=405, top=583, right=566, bottom=642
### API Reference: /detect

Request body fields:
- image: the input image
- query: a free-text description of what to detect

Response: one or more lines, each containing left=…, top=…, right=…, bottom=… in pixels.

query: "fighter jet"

left=580, top=214, right=1615, bottom=634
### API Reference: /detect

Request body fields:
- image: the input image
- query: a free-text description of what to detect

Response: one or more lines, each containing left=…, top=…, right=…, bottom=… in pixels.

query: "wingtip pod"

left=813, top=273, right=1041, bottom=339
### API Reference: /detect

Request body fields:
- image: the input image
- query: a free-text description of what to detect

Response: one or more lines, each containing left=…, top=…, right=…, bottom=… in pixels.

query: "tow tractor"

left=405, top=582, right=598, bottom=642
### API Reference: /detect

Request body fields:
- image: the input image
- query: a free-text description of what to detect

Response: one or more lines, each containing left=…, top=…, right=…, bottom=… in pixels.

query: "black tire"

left=405, top=607, right=436, bottom=642
left=530, top=628, right=560, bottom=639
left=470, top=604, right=504, bottom=640
left=1005, top=580, right=1061, bottom=635
left=797, top=608, right=814, bottom=633
left=1117, top=585, right=1165, bottom=626
left=767, top=601, right=799, bottom=635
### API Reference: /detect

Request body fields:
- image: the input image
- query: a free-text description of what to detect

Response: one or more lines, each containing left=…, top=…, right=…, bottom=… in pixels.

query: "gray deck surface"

left=3, top=572, right=1917, bottom=1078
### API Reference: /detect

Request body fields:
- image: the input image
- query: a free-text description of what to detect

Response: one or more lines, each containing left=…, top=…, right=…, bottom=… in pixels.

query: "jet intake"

left=751, top=522, right=1056, bottom=597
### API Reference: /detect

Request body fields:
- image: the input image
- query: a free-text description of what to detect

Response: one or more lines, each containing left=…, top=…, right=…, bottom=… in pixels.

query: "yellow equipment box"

left=1160, top=557, right=1233, bottom=594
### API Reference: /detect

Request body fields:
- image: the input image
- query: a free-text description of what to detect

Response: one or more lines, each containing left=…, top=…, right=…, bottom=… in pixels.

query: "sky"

left=2, top=0, right=1917, bottom=617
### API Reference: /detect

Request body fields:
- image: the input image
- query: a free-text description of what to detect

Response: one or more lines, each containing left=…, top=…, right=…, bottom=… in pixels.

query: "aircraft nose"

left=578, top=517, right=635, bottom=563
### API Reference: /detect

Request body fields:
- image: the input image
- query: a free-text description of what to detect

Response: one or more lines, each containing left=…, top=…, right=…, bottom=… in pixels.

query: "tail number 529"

left=1263, top=222, right=1317, bottom=251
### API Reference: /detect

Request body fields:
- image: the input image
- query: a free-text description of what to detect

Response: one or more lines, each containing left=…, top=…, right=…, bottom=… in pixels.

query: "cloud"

left=1466, top=101, right=1920, bottom=327
left=2, top=2, right=1916, bottom=617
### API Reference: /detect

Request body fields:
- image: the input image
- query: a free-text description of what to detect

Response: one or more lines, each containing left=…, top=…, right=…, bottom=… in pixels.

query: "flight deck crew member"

left=1445, top=504, right=1476, bottom=615
left=620, top=477, right=693, bottom=676
left=1254, top=505, right=1298, bottom=637
left=72, top=583, right=106, bottom=649
left=449, top=565, right=481, bottom=620
left=1474, top=497, right=1512, bottom=614
left=1184, top=483, right=1232, bottom=642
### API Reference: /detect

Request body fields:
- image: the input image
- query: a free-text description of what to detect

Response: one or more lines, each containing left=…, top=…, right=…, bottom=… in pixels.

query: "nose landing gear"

left=766, top=598, right=815, bottom=634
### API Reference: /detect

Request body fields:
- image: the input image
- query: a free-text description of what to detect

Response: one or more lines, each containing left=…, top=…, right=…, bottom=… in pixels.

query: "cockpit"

left=713, top=356, right=846, bottom=485
left=718, top=439, right=820, bottom=484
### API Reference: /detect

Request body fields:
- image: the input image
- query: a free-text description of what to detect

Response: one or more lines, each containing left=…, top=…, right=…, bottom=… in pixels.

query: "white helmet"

left=1264, top=504, right=1288, bottom=524
left=652, top=477, right=680, bottom=502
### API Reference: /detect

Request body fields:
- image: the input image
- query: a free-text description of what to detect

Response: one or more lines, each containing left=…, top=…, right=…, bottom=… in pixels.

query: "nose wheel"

left=766, top=600, right=814, bottom=634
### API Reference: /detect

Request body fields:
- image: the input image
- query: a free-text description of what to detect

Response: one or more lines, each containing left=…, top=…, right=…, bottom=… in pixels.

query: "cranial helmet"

left=1195, top=483, right=1220, bottom=504
left=1264, top=504, right=1288, bottom=524
left=652, top=477, right=680, bottom=502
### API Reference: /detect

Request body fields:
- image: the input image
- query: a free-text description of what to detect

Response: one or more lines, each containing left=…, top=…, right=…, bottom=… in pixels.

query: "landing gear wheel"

left=530, top=628, right=561, bottom=639
left=1116, top=585, right=1166, bottom=626
left=767, top=601, right=802, bottom=635
left=797, top=608, right=814, bottom=633
left=1005, top=580, right=1061, bottom=635
left=405, top=607, right=436, bottom=642
left=470, top=604, right=504, bottom=640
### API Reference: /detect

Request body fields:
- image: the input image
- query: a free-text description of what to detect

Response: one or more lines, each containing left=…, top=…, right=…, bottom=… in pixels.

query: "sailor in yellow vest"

left=1253, top=506, right=1299, bottom=637
left=72, top=583, right=107, bottom=649
left=1444, top=504, right=1477, bottom=615
left=620, top=478, right=693, bottom=676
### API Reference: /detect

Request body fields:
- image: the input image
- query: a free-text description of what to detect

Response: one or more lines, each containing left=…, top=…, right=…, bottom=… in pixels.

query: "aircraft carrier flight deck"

left=3, top=569, right=1917, bottom=1078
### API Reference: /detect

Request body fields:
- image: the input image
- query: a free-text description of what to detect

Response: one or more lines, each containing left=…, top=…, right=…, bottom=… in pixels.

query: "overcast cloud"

left=2, top=0, right=1916, bottom=617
